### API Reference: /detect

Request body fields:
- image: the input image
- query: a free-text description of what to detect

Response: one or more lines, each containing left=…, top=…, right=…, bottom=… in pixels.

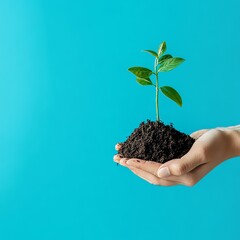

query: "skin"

left=113, top=126, right=240, bottom=187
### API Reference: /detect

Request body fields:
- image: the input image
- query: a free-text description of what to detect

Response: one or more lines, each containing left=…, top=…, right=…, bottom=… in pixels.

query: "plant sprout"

left=128, top=41, right=185, bottom=122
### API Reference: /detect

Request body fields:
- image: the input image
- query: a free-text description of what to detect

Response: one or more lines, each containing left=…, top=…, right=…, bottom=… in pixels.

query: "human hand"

left=114, top=126, right=240, bottom=186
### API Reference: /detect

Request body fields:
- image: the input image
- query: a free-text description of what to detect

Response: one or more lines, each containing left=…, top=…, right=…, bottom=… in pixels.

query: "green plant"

left=128, top=41, right=185, bottom=122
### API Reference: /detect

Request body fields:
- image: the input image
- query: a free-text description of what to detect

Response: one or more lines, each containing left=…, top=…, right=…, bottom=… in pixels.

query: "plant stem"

left=154, top=58, right=160, bottom=121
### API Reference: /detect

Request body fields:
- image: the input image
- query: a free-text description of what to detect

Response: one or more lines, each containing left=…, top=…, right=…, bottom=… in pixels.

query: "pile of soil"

left=118, top=120, right=195, bottom=163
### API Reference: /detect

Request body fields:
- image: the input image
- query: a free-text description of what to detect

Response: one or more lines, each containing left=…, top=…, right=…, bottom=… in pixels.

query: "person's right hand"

left=114, top=126, right=240, bottom=186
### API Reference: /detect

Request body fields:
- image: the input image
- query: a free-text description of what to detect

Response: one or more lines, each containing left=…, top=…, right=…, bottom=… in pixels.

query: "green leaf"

left=160, top=86, right=182, bottom=106
left=158, top=57, right=185, bottom=72
left=128, top=67, right=153, bottom=78
left=136, top=77, right=153, bottom=86
left=143, top=50, right=158, bottom=57
left=158, top=41, right=167, bottom=56
left=158, top=54, right=172, bottom=64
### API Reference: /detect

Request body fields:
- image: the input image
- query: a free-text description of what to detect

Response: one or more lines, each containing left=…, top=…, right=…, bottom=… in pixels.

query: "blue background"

left=0, top=0, right=240, bottom=239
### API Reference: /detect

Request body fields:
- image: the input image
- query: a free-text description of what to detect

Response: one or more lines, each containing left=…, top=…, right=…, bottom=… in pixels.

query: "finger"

left=134, top=159, right=217, bottom=187
left=121, top=158, right=194, bottom=186
left=120, top=159, right=180, bottom=185
left=190, top=129, right=209, bottom=139
left=157, top=141, right=207, bottom=178
left=113, top=154, right=123, bottom=163
left=115, top=143, right=122, bottom=151
left=127, top=166, right=179, bottom=186
left=125, top=158, right=162, bottom=176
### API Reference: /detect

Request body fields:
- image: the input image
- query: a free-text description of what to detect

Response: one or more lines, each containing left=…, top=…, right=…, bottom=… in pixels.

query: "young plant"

left=128, top=41, right=185, bottom=122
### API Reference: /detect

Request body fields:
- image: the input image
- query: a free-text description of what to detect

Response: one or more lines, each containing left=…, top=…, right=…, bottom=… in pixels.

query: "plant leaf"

left=136, top=77, right=153, bottom=86
left=143, top=50, right=158, bottom=57
left=160, top=86, right=182, bottom=106
left=158, top=54, right=172, bottom=64
left=158, top=57, right=185, bottom=72
left=158, top=41, right=167, bottom=56
left=128, top=67, right=153, bottom=78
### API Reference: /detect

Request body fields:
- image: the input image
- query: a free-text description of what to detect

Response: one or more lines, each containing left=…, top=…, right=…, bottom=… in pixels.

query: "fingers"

left=125, top=158, right=162, bottom=176
left=157, top=141, right=207, bottom=178
left=113, top=155, right=179, bottom=186
left=190, top=129, right=209, bottom=139
left=126, top=165, right=179, bottom=186
left=113, top=154, right=205, bottom=187
left=127, top=158, right=217, bottom=187
left=114, top=155, right=163, bottom=177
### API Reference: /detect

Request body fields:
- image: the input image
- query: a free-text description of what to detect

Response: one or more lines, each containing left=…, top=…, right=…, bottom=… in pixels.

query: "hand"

left=114, top=126, right=240, bottom=186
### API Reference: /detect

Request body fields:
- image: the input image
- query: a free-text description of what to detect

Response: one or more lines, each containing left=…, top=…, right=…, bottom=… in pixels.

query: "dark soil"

left=118, top=120, right=195, bottom=163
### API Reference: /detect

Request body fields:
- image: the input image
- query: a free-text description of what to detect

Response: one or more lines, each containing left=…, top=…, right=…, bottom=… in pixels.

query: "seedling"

left=128, top=41, right=185, bottom=121
left=117, top=42, right=194, bottom=163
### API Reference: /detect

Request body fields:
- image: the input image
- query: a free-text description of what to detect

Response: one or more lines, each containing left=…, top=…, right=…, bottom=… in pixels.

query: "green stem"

left=154, top=58, right=160, bottom=121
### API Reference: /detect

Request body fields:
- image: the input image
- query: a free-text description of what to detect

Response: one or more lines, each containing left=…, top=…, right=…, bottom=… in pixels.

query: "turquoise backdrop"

left=0, top=0, right=240, bottom=239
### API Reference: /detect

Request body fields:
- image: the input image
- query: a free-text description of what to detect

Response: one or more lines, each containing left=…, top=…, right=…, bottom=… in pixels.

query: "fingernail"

left=157, top=167, right=170, bottom=178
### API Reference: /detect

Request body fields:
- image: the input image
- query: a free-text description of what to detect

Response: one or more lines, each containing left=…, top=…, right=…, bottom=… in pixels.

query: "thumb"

left=157, top=144, right=205, bottom=178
